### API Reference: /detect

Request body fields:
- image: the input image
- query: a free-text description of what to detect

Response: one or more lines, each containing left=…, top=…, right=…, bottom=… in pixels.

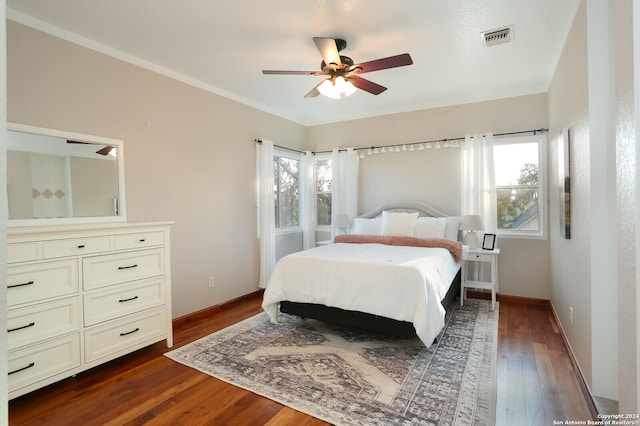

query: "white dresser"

left=7, top=222, right=173, bottom=399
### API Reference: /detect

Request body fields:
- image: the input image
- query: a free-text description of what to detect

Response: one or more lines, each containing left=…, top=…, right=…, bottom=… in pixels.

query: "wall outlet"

left=569, top=306, right=574, bottom=325
left=208, top=276, right=215, bottom=288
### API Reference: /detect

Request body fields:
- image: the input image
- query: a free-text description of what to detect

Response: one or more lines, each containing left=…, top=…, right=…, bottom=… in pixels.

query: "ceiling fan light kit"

left=262, top=37, right=413, bottom=99
left=318, top=76, right=357, bottom=99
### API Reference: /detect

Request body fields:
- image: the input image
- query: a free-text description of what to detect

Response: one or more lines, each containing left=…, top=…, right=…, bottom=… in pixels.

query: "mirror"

left=7, top=123, right=127, bottom=227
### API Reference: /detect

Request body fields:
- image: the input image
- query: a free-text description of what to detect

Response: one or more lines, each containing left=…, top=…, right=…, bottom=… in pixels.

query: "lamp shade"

left=459, top=214, right=485, bottom=231
left=333, top=213, right=351, bottom=228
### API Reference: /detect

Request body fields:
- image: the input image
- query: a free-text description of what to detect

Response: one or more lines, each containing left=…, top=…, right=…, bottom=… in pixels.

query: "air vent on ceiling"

left=481, top=26, right=513, bottom=47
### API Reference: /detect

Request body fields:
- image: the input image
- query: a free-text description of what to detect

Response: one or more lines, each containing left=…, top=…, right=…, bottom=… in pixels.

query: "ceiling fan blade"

left=350, top=76, right=387, bottom=95
left=353, top=53, right=413, bottom=74
left=304, top=82, right=322, bottom=98
left=313, top=37, right=342, bottom=67
left=95, top=145, right=115, bottom=155
left=262, top=70, right=324, bottom=75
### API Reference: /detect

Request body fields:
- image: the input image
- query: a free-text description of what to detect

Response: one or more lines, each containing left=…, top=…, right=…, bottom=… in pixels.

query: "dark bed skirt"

left=279, top=269, right=461, bottom=338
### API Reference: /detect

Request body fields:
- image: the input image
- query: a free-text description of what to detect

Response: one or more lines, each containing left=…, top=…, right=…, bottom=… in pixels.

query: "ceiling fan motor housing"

left=321, top=55, right=354, bottom=69
left=334, top=38, right=347, bottom=52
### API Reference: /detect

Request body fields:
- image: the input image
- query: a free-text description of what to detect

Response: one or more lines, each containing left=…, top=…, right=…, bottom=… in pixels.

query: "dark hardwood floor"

left=9, top=292, right=597, bottom=425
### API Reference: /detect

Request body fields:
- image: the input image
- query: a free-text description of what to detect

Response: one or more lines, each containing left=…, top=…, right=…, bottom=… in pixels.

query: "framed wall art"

left=482, top=233, right=496, bottom=250
left=558, top=128, right=571, bottom=239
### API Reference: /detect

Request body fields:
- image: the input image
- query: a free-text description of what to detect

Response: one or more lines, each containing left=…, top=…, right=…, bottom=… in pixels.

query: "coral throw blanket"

left=334, top=234, right=464, bottom=262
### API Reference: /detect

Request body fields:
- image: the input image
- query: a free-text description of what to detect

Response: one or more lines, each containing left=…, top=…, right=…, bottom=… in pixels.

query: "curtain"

left=299, top=151, right=316, bottom=249
left=331, top=148, right=359, bottom=239
left=460, top=133, right=497, bottom=232
left=256, top=140, right=275, bottom=288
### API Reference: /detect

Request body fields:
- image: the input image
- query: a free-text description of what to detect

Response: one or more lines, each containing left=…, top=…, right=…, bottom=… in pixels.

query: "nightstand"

left=460, top=248, right=500, bottom=310
left=316, top=240, right=332, bottom=246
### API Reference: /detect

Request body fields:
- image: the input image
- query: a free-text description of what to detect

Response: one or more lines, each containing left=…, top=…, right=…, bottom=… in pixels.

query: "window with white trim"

left=273, top=153, right=299, bottom=229
left=493, top=134, right=547, bottom=238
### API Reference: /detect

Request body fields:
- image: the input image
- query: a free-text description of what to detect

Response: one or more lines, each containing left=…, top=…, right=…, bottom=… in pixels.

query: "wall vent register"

left=482, top=26, right=513, bottom=47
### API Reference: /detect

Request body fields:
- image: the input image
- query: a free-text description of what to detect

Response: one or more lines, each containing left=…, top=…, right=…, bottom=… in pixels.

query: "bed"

left=261, top=202, right=467, bottom=347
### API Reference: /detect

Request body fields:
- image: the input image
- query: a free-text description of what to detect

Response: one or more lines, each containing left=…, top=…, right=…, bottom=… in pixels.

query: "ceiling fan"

left=262, top=37, right=413, bottom=99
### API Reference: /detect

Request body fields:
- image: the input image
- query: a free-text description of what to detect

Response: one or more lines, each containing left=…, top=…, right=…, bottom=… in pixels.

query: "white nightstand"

left=316, top=240, right=332, bottom=246
left=460, top=248, right=500, bottom=310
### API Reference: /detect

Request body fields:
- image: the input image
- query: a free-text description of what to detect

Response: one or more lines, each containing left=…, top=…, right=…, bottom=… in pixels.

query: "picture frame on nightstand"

left=482, top=233, right=496, bottom=250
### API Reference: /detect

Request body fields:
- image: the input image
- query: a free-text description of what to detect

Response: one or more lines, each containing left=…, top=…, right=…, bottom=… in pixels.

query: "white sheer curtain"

left=460, top=133, right=497, bottom=232
left=256, top=139, right=275, bottom=288
left=299, top=151, right=316, bottom=250
left=331, top=148, right=359, bottom=239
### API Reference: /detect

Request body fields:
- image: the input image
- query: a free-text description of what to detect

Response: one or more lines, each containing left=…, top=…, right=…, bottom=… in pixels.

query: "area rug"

left=165, top=298, right=498, bottom=425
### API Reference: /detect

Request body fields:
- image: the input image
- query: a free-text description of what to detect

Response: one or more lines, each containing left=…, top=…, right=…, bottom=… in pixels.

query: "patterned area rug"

left=165, top=298, right=498, bottom=425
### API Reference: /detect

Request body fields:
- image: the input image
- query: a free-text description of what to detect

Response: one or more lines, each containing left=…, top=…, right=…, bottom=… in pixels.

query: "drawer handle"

left=8, top=322, right=35, bottom=333
left=139, top=239, right=146, bottom=242
left=78, top=244, right=85, bottom=249
left=120, top=327, right=140, bottom=336
left=118, top=264, right=138, bottom=270
left=8, top=280, right=35, bottom=289
left=9, top=362, right=35, bottom=375
left=118, top=295, right=139, bottom=303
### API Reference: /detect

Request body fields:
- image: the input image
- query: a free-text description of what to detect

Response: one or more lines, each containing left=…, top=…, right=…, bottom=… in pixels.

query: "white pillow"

left=445, top=216, right=462, bottom=241
left=381, top=211, right=419, bottom=237
left=352, top=217, right=382, bottom=235
left=414, top=217, right=447, bottom=239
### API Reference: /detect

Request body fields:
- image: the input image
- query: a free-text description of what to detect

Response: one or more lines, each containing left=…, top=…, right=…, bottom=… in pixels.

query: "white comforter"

left=262, top=242, right=464, bottom=347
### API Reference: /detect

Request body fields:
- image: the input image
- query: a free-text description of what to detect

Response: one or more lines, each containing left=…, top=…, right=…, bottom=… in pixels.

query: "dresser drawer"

left=84, top=308, right=167, bottom=363
left=8, top=334, right=81, bottom=393
left=84, top=277, right=166, bottom=326
left=43, top=236, right=111, bottom=259
left=83, top=248, right=165, bottom=291
left=8, top=242, right=40, bottom=263
left=114, top=231, right=165, bottom=250
left=7, top=259, right=79, bottom=306
left=8, top=297, right=80, bottom=350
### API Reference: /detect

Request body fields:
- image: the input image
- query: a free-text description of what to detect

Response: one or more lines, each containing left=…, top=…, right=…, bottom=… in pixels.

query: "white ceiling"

left=7, top=0, right=580, bottom=126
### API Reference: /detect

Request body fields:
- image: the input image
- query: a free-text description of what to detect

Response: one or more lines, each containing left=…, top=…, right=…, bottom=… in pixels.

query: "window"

left=273, top=154, right=299, bottom=228
left=493, top=134, right=546, bottom=238
left=315, top=158, right=332, bottom=226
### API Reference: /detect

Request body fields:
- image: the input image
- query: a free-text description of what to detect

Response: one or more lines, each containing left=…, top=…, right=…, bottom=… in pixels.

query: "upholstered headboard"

left=355, top=201, right=461, bottom=241
left=358, top=201, right=449, bottom=218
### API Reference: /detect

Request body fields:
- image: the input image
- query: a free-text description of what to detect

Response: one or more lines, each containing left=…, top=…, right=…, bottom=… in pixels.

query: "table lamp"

left=333, top=214, right=351, bottom=235
left=459, top=214, right=485, bottom=248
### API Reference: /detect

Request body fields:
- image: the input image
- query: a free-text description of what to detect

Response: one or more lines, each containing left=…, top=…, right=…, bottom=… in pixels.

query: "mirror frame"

left=8, top=123, right=127, bottom=227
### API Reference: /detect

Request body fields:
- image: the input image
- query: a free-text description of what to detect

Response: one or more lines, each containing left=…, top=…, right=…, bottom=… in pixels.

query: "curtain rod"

left=311, top=128, right=548, bottom=155
left=256, top=128, right=548, bottom=156
left=254, top=139, right=307, bottom=155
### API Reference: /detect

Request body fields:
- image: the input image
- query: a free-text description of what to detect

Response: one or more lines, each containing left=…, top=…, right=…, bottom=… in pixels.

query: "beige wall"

left=548, top=0, right=639, bottom=410
left=70, top=156, right=119, bottom=217
left=548, top=0, right=593, bottom=392
left=7, top=21, right=307, bottom=318
left=6, top=150, right=30, bottom=218
left=308, top=94, right=552, bottom=299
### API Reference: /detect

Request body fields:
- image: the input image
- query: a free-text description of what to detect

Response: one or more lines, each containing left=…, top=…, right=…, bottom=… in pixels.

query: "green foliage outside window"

left=273, top=156, right=299, bottom=228
left=496, top=162, right=539, bottom=229
left=316, top=159, right=332, bottom=226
